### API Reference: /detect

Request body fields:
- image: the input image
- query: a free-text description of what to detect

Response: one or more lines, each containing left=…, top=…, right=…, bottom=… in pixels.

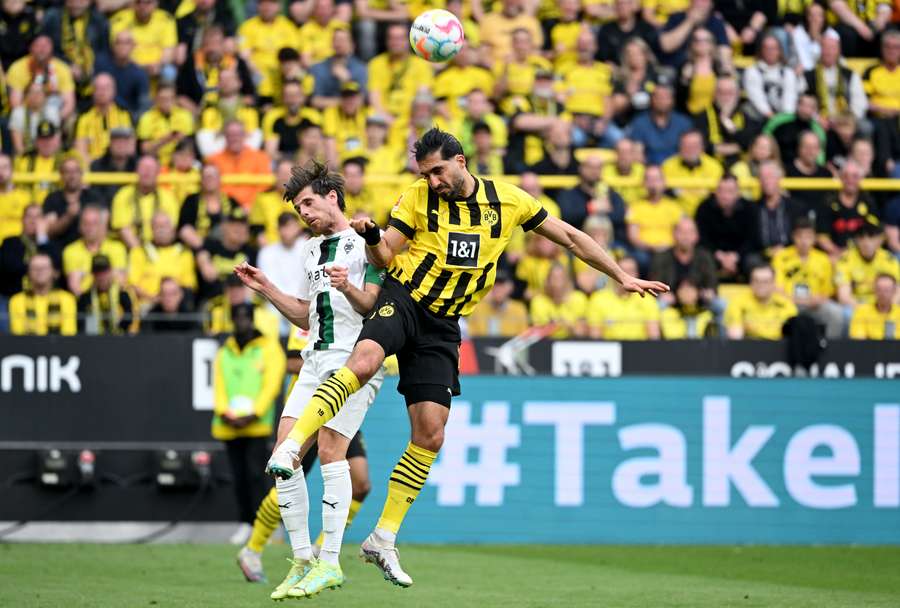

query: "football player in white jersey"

left=234, top=160, right=385, bottom=599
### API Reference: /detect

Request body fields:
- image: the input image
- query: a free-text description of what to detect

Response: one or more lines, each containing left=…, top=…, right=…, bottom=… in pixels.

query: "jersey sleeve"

left=364, top=262, right=385, bottom=286
left=387, top=185, right=419, bottom=239
left=516, top=188, right=549, bottom=232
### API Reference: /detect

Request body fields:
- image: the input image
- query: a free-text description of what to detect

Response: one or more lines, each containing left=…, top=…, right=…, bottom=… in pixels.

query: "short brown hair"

left=283, top=159, right=345, bottom=211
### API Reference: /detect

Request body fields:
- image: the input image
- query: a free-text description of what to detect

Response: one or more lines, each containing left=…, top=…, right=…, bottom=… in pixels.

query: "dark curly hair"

left=282, top=159, right=345, bottom=211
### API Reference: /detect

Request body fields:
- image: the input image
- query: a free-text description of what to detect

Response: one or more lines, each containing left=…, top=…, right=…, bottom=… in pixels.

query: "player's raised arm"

left=324, top=264, right=382, bottom=315
left=234, top=262, right=311, bottom=328
left=350, top=217, right=407, bottom=269
left=534, top=215, right=670, bottom=297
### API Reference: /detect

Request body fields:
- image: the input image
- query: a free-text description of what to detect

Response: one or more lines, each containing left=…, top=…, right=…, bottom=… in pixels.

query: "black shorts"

left=357, top=276, right=461, bottom=407
left=299, top=431, right=367, bottom=476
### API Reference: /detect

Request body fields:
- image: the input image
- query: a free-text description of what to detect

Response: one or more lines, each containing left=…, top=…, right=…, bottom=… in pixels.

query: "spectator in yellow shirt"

left=362, top=113, right=404, bottom=176
left=8, top=253, right=77, bottom=336
left=110, top=0, right=177, bottom=79
left=196, top=68, right=262, bottom=158
left=368, top=22, right=434, bottom=121
left=75, top=73, right=133, bottom=164
left=772, top=218, right=844, bottom=339
left=602, top=138, right=646, bottom=205
left=465, top=271, right=530, bottom=338
left=0, top=154, right=33, bottom=243
left=626, top=165, right=685, bottom=264
left=494, top=28, right=552, bottom=110
left=480, top=0, right=543, bottom=66
left=342, top=157, right=389, bottom=227
left=588, top=256, right=661, bottom=340
left=323, top=82, right=368, bottom=166
left=530, top=262, right=589, bottom=339
left=237, top=0, right=299, bottom=100
left=129, top=211, right=197, bottom=303
left=432, top=45, right=495, bottom=119
left=111, top=155, right=181, bottom=249
left=7, top=35, right=76, bottom=122
left=661, top=276, right=716, bottom=339
left=558, top=28, right=614, bottom=121
left=661, top=129, right=724, bottom=216
left=137, top=82, right=195, bottom=167
left=835, top=223, right=900, bottom=308
left=298, top=0, right=348, bottom=66
left=849, top=274, right=900, bottom=340
left=63, top=204, right=129, bottom=297
left=354, top=0, right=407, bottom=60
left=725, top=264, right=798, bottom=339
left=515, top=232, right=571, bottom=300
left=549, top=0, right=583, bottom=70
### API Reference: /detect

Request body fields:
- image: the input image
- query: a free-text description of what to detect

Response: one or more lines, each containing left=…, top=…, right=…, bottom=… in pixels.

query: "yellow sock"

left=347, top=498, right=363, bottom=526
left=376, top=443, right=437, bottom=534
left=313, top=498, right=363, bottom=547
left=246, top=486, right=280, bottom=553
left=287, top=367, right=360, bottom=444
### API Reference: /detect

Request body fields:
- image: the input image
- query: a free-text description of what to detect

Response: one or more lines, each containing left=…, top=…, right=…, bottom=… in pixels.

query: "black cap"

left=110, top=126, right=135, bottom=138
left=340, top=81, right=362, bottom=96
left=225, top=207, right=249, bottom=223
left=91, top=254, right=112, bottom=273
left=36, top=120, right=57, bottom=138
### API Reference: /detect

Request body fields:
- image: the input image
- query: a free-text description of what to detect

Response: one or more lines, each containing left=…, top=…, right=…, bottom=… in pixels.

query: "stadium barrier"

left=2, top=336, right=899, bottom=543
left=12, top=171, right=900, bottom=192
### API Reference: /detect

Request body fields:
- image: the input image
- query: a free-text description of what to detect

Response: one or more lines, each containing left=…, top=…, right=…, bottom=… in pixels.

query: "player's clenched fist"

left=325, top=265, right=350, bottom=292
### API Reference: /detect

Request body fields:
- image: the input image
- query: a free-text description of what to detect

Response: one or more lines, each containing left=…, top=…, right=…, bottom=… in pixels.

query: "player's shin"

left=286, top=367, right=361, bottom=446
left=318, top=460, right=352, bottom=565
left=276, top=470, right=313, bottom=562
left=374, top=442, right=438, bottom=544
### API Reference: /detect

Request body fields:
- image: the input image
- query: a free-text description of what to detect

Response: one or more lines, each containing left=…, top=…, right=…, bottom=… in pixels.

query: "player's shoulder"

left=486, top=178, right=530, bottom=203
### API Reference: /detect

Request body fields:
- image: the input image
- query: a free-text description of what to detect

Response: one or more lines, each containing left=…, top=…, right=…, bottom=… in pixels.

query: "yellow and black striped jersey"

left=387, top=177, right=548, bottom=318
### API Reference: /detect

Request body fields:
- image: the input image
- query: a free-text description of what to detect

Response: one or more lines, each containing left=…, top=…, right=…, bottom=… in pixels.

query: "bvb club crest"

left=482, top=209, right=499, bottom=226
left=378, top=304, right=395, bottom=318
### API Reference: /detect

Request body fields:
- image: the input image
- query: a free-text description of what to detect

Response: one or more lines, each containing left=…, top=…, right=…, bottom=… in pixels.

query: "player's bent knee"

left=412, top=425, right=444, bottom=452
left=347, top=339, right=385, bottom=384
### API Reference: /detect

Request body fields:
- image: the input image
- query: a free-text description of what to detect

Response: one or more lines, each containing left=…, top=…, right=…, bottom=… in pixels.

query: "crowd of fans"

left=0, top=0, right=899, bottom=342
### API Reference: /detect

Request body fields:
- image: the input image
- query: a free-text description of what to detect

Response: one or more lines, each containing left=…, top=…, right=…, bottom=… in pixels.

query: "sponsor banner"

left=472, top=338, right=900, bottom=378
left=367, top=377, right=900, bottom=544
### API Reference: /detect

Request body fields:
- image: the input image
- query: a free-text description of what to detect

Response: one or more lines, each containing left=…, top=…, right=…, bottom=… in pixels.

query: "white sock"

left=319, top=460, right=351, bottom=566
left=276, top=470, right=312, bottom=561
left=374, top=527, right=396, bottom=548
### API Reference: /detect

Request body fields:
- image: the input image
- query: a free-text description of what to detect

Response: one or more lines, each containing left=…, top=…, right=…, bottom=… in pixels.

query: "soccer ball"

left=409, top=9, right=465, bottom=63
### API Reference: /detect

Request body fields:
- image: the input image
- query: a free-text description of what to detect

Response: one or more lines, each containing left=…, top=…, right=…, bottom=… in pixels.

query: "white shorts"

left=281, top=348, right=384, bottom=440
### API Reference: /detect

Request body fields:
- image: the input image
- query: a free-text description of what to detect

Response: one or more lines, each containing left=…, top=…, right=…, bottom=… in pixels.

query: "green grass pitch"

left=2, top=543, right=900, bottom=607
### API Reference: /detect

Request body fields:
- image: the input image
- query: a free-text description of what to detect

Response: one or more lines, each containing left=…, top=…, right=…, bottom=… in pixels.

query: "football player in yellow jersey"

left=264, top=128, right=668, bottom=587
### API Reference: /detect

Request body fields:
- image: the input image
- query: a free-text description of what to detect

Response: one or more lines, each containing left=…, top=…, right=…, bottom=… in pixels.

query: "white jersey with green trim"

left=296, top=228, right=385, bottom=357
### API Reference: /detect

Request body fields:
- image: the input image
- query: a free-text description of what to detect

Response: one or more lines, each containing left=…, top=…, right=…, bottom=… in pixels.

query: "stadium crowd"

left=0, top=0, right=899, bottom=341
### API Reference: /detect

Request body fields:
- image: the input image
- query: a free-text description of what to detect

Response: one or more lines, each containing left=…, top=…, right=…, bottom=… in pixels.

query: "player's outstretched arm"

left=534, top=216, right=670, bottom=297
left=233, top=262, right=311, bottom=328
left=350, top=217, right=408, bottom=268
